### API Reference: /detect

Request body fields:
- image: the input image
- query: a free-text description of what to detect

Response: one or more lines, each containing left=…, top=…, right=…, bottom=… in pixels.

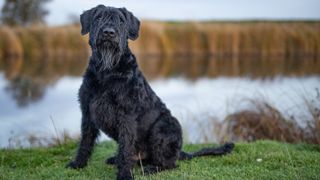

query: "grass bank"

left=0, top=140, right=319, bottom=179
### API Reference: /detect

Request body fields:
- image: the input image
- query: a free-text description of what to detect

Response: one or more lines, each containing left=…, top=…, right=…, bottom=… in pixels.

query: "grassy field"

left=0, top=140, right=319, bottom=179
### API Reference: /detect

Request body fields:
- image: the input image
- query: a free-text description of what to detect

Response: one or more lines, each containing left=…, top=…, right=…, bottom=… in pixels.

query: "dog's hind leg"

left=143, top=116, right=182, bottom=175
left=143, top=137, right=180, bottom=175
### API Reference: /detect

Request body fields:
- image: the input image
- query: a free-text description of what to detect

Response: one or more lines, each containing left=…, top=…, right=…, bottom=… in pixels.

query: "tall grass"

left=0, top=26, right=23, bottom=59
left=0, top=21, right=320, bottom=60
left=133, top=21, right=320, bottom=57
left=0, top=25, right=89, bottom=60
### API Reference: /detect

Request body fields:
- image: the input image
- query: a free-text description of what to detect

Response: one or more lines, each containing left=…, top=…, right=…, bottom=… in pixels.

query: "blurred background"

left=0, top=0, right=319, bottom=148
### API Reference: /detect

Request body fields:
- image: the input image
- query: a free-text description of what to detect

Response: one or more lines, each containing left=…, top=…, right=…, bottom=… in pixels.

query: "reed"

left=0, top=25, right=89, bottom=60
left=0, top=26, right=23, bottom=59
left=0, top=21, right=319, bottom=60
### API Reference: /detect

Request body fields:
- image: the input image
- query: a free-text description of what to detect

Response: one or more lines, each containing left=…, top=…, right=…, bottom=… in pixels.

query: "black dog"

left=66, top=5, right=234, bottom=180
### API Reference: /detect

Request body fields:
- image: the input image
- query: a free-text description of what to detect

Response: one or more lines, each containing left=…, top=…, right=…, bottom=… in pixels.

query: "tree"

left=1, top=0, right=51, bottom=26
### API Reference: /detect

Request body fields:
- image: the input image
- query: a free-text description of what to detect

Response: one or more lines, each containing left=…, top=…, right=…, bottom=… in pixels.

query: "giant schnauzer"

left=66, top=5, right=234, bottom=180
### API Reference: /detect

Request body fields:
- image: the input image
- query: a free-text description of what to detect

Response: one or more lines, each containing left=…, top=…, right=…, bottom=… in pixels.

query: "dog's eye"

left=96, top=15, right=103, bottom=21
left=120, top=17, right=125, bottom=24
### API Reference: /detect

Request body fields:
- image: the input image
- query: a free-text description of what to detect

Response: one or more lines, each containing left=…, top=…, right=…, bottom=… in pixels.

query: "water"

left=0, top=56, right=319, bottom=148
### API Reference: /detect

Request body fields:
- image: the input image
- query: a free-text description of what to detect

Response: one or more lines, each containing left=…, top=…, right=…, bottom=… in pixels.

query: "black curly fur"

left=66, top=5, right=234, bottom=180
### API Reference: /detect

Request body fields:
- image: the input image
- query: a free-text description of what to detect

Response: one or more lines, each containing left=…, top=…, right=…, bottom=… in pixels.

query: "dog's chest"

left=88, top=83, right=135, bottom=138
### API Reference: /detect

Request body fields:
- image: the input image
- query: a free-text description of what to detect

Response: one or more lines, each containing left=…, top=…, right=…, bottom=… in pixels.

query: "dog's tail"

left=179, top=142, right=235, bottom=160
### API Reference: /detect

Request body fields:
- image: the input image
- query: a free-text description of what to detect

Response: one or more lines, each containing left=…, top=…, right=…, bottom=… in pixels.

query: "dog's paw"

left=65, top=161, right=86, bottom=169
left=223, top=142, right=235, bottom=153
left=105, top=156, right=116, bottom=165
left=117, top=170, right=134, bottom=180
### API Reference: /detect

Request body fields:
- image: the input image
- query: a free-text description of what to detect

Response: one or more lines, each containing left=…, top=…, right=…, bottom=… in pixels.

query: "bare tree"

left=1, top=0, right=51, bottom=26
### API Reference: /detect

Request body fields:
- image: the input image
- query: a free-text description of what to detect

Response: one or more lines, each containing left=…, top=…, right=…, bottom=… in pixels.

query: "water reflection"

left=5, top=76, right=45, bottom=107
left=138, top=55, right=320, bottom=80
left=0, top=55, right=319, bottom=107
left=0, top=75, right=319, bottom=147
left=0, top=56, right=87, bottom=107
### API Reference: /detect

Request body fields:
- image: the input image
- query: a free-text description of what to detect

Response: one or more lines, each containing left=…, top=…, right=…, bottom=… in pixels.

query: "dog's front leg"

left=66, top=115, right=99, bottom=169
left=116, top=117, right=137, bottom=180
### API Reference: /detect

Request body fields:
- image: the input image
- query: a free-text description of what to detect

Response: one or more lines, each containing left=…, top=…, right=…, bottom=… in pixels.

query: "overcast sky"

left=1, top=0, right=320, bottom=25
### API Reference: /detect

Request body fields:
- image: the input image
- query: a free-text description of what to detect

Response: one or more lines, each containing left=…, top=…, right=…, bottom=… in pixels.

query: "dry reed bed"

left=132, top=21, right=320, bottom=57
left=0, top=21, right=320, bottom=60
left=215, top=96, right=320, bottom=144
left=0, top=25, right=89, bottom=60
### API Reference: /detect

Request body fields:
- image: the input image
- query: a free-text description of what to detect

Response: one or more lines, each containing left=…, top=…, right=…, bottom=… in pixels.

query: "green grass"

left=0, top=140, right=319, bottom=179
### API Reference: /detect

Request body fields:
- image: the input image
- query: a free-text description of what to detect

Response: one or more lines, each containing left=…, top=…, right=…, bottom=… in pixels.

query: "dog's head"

left=80, top=5, right=140, bottom=70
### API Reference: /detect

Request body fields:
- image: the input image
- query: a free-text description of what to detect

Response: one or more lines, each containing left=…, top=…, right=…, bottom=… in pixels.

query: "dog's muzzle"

left=102, top=27, right=116, bottom=38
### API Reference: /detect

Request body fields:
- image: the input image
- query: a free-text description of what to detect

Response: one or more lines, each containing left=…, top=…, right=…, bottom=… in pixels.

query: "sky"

left=0, top=0, right=320, bottom=25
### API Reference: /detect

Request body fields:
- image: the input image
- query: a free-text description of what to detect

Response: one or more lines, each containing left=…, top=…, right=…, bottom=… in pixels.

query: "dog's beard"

left=91, top=30, right=126, bottom=71
left=97, top=42, right=122, bottom=71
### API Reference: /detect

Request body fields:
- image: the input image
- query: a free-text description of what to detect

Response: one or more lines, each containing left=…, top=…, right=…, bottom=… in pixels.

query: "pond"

left=0, top=55, right=319, bottom=148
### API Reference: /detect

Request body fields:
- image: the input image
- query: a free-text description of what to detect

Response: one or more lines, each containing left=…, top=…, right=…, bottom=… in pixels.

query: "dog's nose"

left=103, top=28, right=116, bottom=37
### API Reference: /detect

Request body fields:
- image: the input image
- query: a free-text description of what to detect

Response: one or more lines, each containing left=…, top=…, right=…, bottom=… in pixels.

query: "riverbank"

left=0, top=140, right=319, bottom=179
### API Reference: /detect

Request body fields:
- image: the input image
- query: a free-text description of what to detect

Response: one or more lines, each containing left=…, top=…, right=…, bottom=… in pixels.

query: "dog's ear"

left=118, top=8, right=140, bottom=40
left=80, top=5, right=105, bottom=35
